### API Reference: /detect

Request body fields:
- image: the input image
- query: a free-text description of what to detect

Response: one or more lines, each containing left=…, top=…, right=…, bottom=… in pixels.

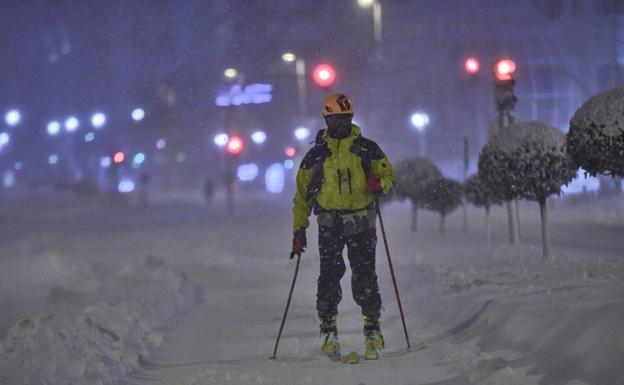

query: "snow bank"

left=0, top=254, right=198, bottom=385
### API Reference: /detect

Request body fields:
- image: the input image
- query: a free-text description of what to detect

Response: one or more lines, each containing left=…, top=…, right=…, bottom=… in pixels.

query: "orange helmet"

left=322, top=93, right=354, bottom=117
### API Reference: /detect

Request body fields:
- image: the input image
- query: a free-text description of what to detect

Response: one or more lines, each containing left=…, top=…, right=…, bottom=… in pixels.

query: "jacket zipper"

left=347, top=168, right=352, bottom=193
left=337, top=169, right=342, bottom=193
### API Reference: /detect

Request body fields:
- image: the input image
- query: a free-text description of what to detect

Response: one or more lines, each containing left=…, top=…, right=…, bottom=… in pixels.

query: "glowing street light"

left=91, top=112, right=106, bottom=128
left=65, top=116, right=79, bottom=132
left=224, top=68, right=238, bottom=79
left=357, top=0, right=382, bottom=43
left=251, top=130, right=267, bottom=144
left=410, top=112, right=430, bottom=132
left=4, top=109, right=21, bottom=126
left=47, top=121, right=61, bottom=136
left=294, top=126, right=311, bottom=141
left=282, top=52, right=296, bottom=63
left=131, top=108, right=145, bottom=121
left=156, top=138, right=167, bottom=149
left=214, top=133, right=229, bottom=147
left=0, top=132, right=10, bottom=148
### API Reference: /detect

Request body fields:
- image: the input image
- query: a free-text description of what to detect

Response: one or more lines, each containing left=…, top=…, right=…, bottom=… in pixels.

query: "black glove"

left=291, top=229, right=307, bottom=258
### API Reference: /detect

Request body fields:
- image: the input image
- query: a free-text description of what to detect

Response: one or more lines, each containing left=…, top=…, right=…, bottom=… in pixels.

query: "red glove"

left=366, top=175, right=382, bottom=194
left=291, top=229, right=307, bottom=258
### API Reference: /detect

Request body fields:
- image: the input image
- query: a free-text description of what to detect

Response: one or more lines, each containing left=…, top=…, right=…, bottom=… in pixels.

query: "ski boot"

left=363, top=315, right=384, bottom=360
left=320, top=315, right=340, bottom=361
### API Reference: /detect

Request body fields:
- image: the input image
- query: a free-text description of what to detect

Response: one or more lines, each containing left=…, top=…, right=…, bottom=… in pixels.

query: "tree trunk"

left=485, top=206, right=491, bottom=248
left=411, top=203, right=418, bottom=233
left=439, top=213, right=446, bottom=234
left=507, top=199, right=520, bottom=245
left=539, top=198, right=551, bottom=260
left=462, top=202, right=468, bottom=234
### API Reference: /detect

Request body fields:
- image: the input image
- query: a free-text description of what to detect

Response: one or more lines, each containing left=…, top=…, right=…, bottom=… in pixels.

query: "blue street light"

left=4, top=110, right=21, bottom=126
left=65, top=116, right=79, bottom=132
left=131, top=108, right=145, bottom=121
left=294, top=127, right=311, bottom=141
left=251, top=131, right=267, bottom=144
left=47, top=121, right=61, bottom=136
left=91, top=112, right=106, bottom=128
left=0, top=132, right=9, bottom=150
left=410, top=112, right=430, bottom=132
left=214, top=133, right=229, bottom=147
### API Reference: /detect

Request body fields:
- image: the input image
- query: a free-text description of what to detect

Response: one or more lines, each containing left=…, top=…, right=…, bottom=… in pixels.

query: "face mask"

left=325, top=114, right=353, bottom=139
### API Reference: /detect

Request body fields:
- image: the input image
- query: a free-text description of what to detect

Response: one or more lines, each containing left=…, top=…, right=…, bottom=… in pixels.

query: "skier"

left=291, top=93, right=395, bottom=360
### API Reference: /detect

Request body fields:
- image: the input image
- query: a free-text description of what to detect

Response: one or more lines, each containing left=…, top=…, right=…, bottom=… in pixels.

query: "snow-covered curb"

left=0, top=254, right=199, bottom=385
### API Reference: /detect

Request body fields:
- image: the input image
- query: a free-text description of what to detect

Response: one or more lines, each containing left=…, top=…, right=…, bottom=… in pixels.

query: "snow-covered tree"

left=567, top=87, right=624, bottom=178
left=394, top=157, right=442, bottom=232
left=464, top=174, right=503, bottom=247
left=424, top=177, right=462, bottom=234
left=479, top=121, right=577, bottom=259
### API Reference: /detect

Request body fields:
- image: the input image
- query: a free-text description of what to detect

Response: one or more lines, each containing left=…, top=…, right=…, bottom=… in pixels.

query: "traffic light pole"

left=494, top=61, right=520, bottom=246
left=501, top=112, right=520, bottom=246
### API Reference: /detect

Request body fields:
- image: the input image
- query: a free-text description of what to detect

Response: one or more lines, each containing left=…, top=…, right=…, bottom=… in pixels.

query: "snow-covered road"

left=1, top=193, right=624, bottom=384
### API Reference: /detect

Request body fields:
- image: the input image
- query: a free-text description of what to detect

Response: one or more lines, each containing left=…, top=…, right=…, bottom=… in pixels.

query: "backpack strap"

left=300, top=129, right=331, bottom=203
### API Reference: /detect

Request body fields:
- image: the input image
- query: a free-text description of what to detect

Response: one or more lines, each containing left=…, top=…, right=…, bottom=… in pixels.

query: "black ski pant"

left=316, top=209, right=381, bottom=322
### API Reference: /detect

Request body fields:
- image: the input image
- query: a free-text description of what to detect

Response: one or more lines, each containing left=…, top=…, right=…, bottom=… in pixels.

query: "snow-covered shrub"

left=567, top=87, right=624, bottom=177
left=424, top=177, right=462, bottom=234
left=394, top=157, right=442, bottom=232
left=479, top=121, right=577, bottom=258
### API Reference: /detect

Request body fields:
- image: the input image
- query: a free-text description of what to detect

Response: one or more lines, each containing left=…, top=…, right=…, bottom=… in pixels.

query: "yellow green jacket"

left=292, top=124, right=395, bottom=231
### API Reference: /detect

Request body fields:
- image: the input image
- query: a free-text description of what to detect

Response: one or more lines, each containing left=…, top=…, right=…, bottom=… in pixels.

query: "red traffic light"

left=226, top=136, right=244, bottom=155
left=464, top=57, right=480, bottom=75
left=113, top=151, right=125, bottom=164
left=285, top=146, right=296, bottom=157
left=494, top=58, right=516, bottom=81
left=312, top=63, right=337, bottom=88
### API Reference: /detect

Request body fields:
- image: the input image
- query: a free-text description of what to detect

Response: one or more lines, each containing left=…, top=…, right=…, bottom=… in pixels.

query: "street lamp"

left=251, top=130, right=267, bottom=144
left=65, top=116, right=79, bottom=132
left=282, top=52, right=307, bottom=116
left=224, top=68, right=238, bottom=79
left=281, top=52, right=296, bottom=63
left=91, top=112, right=106, bottom=128
left=0, top=132, right=10, bottom=150
left=47, top=121, right=61, bottom=136
left=131, top=108, right=145, bottom=122
left=294, top=126, right=311, bottom=141
left=410, top=112, right=430, bottom=156
left=410, top=112, right=430, bottom=132
left=4, top=109, right=21, bottom=126
left=214, top=133, right=229, bottom=147
left=357, top=0, right=382, bottom=44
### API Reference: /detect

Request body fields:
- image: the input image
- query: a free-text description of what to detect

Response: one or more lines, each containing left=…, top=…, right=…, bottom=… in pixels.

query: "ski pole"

left=270, top=252, right=301, bottom=359
left=375, top=198, right=412, bottom=351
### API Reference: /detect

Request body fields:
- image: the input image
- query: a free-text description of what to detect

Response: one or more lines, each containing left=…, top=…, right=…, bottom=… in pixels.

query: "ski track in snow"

left=1, top=194, right=624, bottom=384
